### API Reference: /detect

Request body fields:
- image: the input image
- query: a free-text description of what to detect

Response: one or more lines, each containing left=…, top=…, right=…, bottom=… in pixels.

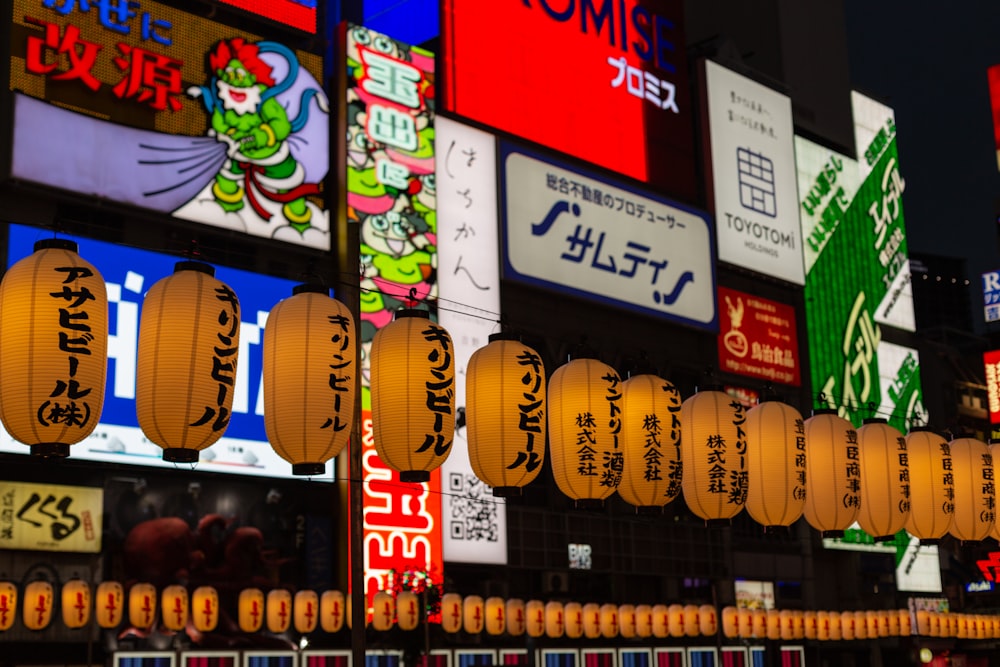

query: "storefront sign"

left=985, top=350, right=1000, bottom=424
left=0, top=481, right=102, bottom=553
left=717, top=286, right=800, bottom=386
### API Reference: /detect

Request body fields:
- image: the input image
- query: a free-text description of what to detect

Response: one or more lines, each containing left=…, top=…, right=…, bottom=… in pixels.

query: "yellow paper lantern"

left=752, top=608, right=767, bottom=638
left=617, top=374, right=683, bottom=510
left=346, top=593, right=354, bottom=629
left=129, top=582, right=157, bottom=631
left=887, top=609, right=900, bottom=636
left=865, top=610, right=879, bottom=638
left=683, top=604, right=699, bottom=637
left=484, top=596, right=505, bottom=635
left=161, top=585, right=189, bottom=632
left=545, top=601, right=565, bottom=638
left=95, top=581, right=123, bottom=629
left=878, top=610, right=890, bottom=637
left=699, top=604, right=717, bottom=636
left=264, top=286, right=356, bottom=475
left=722, top=606, right=739, bottom=638
left=668, top=604, right=685, bottom=637
left=371, top=591, right=395, bottom=632
left=817, top=611, right=830, bottom=641
left=948, top=437, right=994, bottom=542
left=828, top=611, right=842, bottom=640
left=652, top=604, right=669, bottom=638
left=23, top=580, right=54, bottom=631
left=467, top=336, right=547, bottom=495
left=440, top=593, right=463, bottom=633
left=804, top=611, right=818, bottom=639
left=61, top=579, right=91, bottom=629
left=0, top=581, right=17, bottom=632
left=738, top=608, right=753, bottom=638
left=600, top=603, right=619, bottom=638
left=745, top=400, right=806, bottom=528
left=526, top=599, right=545, bottom=637
left=295, top=590, right=319, bottom=634
left=565, top=602, right=584, bottom=638
left=854, top=611, right=867, bottom=639
left=320, top=590, right=345, bottom=633
left=372, top=310, right=455, bottom=482
left=137, top=261, right=240, bottom=462
left=803, top=410, right=860, bottom=536
left=841, top=611, right=855, bottom=640
left=506, top=598, right=526, bottom=636
left=267, top=589, right=292, bottom=633
left=779, top=610, right=794, bottom=640
left=618, top=604, right=636, bottom=638
left=915, top=609, right=930, bottom=635
left=766, top=609, right=781, bottom=640
left=548, top=358, right=623, bottom=506
left=953, top=613, right=964, bottom=638
left=635, top=604, right=652, bottom=637
left=397, top=591, right=420, bottom=631
left=464, top=595, right=485, bottom=634
left=857, top=419, right=910, bottom=540
left=0, top=239, right=108, bottom=457
left=904, top=429, right=954, bottom=542
left=239, top=588, right=266, bottom=633
left=680, top=388, right=747, bottom=522
left=191, top=586, right=219, bottom=633
left=899, top=609, right=912, bottom=636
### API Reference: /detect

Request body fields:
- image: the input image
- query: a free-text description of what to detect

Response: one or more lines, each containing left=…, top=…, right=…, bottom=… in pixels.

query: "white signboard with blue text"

left=1, top=224, right=332, bottom=480
left=984, top=269, right=1000, bottom=323
left=501, top=144, right=717, bottom=331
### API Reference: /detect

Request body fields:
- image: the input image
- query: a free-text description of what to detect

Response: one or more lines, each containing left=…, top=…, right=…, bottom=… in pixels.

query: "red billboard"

left=217, top=0, right=317, bottom=33
left=989, top=65, right=1000, bottom=171
left=985, top=350, right=1000, bottom=424
left=717, top=286, right=801, bottom=386
left=441, top=0, right=697, bottom=202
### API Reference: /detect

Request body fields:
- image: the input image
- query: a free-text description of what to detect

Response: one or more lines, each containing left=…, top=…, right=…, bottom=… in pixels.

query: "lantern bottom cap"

left=872, top=534, right=896, bottom=542
left=634, top=506, right=664, bottom=516
left=292, top=462, right=326, bottom=476
left=705, top=518, right=732, bottom=527
left=574, top=499, right=604, bottom=511
left=821, top=530, right=845, bottom=539
left=917, top=538, right=941, bottom=546
left=30, top=443, right=69, bottom=458
left=399, top=470, right=430, bottom=483
left=762, top=525, right=791, bottom=536
left=163, top=448, right=200, bottom=463
left=492, top=486, right=522, bottom=498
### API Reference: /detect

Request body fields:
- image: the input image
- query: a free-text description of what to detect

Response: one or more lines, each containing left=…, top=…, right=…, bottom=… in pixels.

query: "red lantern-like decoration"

left=295, top=590, right=319, bottom=634
left=0, top=239, right=108, bottom=457
left=192, top=586, right=219, bottom=633
left=745, top=399, right=806, bottom=528
left=722, top=606, right=739, bottom=638
left=466, top=336, right=547, bottom=495
left=264, top=286, right=356, bottom=475
left=828, top=611, right=842, bottom=641
left=267, top=589, right=293, bottom=633
left=545, top=601, right=565, bottom=638
left=161, top=585, right=188, bottom=633
left=23, top=580, right=54, bottom=631
left=397, top=591, right=420, bottom=631
left=463, top=595, right=485, bottom=634
left=766, top=610, right=781, bottom=640
left=526, top=600, right=545, bottom=637
left=240, top=588, right=266, bottom=633
left=565, top=602, right=584, bottom=638
left=780, top=610, right=794, bottom=640
left=948, top=436, right=994, bottom=542
left=680, top=388, right=747, bottom=522
left=635, top=604, right=653, bottom=637
left=699, top=604, right=717, bottom=636
left=600, top=603, right=619, bottom=638
left=0, top=581, right=17, bottom=632
left=668, top=604, right=685, bottom=638
left=506, top=598, right=526, bottom=636
left=484, top=597, right=505, bottom=635
left=899, top=608, right=912, bottom=636
left=752, top=609, right=767, bottom=638
left=738, top=608, right=754, bottom=639
left=128, top=583, right=157, bottom=631
left=618, top=604, right=636, bottom=638
left=617, top=373, right=683, bottom=511
left=95, top=581, right=123, bottom=629
left=320, top=590, right=345, bottom=633
left=652, top=604, right=669, bottom=638
left=440, top=593, right=462, bottom=633
left=905, top=429, right=954, bottom=542
left=583, top=603, right=602, bottom=638
left=61, top=579, right=91, bottom=629
left=857, top=418, right=910, bottom=540
left=802, top=410, right=859, bottom=536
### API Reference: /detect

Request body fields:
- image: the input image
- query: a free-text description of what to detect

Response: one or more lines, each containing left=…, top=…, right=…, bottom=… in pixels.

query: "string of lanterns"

left=1, top=242, right=998, bottom=544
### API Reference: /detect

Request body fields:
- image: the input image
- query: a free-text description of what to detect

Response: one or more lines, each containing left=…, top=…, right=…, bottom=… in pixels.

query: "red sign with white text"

left=718, top=286, right=800, bottom=386
left=984, top=350, right=1000, bottom=424
left=442, top=0, right=697, bottom=203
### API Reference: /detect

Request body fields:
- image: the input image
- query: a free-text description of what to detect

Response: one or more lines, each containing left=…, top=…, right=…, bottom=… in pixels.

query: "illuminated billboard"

left=9, top=0, right=329, bottom=249
left=0, top=481, right=103, bottom=553
left=0, top=224, right=321, bottom=480
left=985, top=350, right=1000, bottom=424
left=442, top=0, right=698, bottom=203
left=703, top=60, right=804, bottom=284
left=717, top=286, right=800, bottom=386
left=216, top=0, right=318, bottom=33
left=988, top=64, right=1000, bottom=171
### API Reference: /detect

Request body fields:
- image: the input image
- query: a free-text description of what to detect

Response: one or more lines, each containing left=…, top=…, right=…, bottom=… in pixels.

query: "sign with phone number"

left=0, top=481, right=102, bottom=553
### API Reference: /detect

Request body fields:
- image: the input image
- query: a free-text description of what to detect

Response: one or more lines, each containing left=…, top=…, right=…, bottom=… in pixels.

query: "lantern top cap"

left=811, top=407, right=839, bottom=416
left=862, top=417, right=888, bottom=425
left=394, top=308, right=430, bottom=320
left=292, top=283, right=329, bottom=296
left=907, top=425, right=934, bottom=433
left=488, top=331, right=518, bottom=343
left=174, top=260, right=215, bottom=276
left=34, top=238, right=77, bottom=253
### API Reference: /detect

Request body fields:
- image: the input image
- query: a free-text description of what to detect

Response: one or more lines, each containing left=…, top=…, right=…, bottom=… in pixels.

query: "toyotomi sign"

left=501, top=143, right=716, bottom=330
left=703, top=60, right=803, bottom=284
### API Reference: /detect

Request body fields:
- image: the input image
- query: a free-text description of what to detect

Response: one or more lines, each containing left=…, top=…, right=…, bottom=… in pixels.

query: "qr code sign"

left=448, top=473, right=499, bottom=542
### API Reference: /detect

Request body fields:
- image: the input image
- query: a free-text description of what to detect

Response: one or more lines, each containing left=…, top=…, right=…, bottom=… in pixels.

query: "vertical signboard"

left=988, top=64, right=1000, bottom=171
left=435, top=117, right=507, bottom=564
left=9, top=0, right=330, bottom=248
left=703, top=61, right=804, bottom=284
left=216, top=0, right=318, bottom=33
left=346, top=25, right=443, bottom=600
left=985, top=350, right=1000, bottom=424
left=717, top=287, right=800, bottom=386
left=0, top=481, right=102, bottom=553
left=983, top=269, right=1000, bottom=323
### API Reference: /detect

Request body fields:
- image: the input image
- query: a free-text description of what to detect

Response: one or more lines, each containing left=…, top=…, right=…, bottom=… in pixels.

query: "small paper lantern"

left=618, top=604, right=636, bottom=638
left=857, top=419, right=910, bottom=540
left=915, top=609, right=931, bottom=635
left=817, top=611, right=830, bottom=641
left=372, top=591, right=395, bottom=631
left=506, top=599, right=526, bottom=636
left=345, top=593, right=354, bottom=629
left=722, top=606, right=739, bottom=638
left=464, top=595, right=485, bottom=634
left=0, top=581, right=17, bottom=632
left=61, top=579, right=91, bottom=629
left=828, top=611, right=842, bottom=641
left=617, top=374, right=683, bottom=510
left=905, top=429, right=954, bottom=542
left=397, top=591, right=420, bottom=631
left=600, top=603, right=619, bottom=638
left=854, top=611, right=867, bottom=639
left=526, top=600, right=545, bottom=637
left=668, top=604, right=685, bottom=637
left=699, top=604, right=717, bottom=636
left=779, top=610, right=794, bottom=640
left=267, top=589, right=292, bottom=633
left=467, top=336, right=547, bottom=495
left=23, top=580, right=54, bottom=631
left=804, top=611, right=817, bottom=639
left=95, top=581, right=123, bottom=629
left=745, top=400, right=806, bottom=528
left=898, top=609, right=912, bottom=636
left=565, top=602, right=584, bottom=638
left=129, top=582, right=157, bottom=631
left=240, top=588, right=266, bottom=633
left=680, top=388, right=747, bottom=522
left=652, top=604, right=669, bottom=638
left=583, top=603, right=602, bottom=638
left=752, top=609, right=767, bottom=638
left=440, top=593, right=463, bottom=633
left=635, top=604, right=653, bottom=637
left=192, top=586, right=219, bottom=633
left=161, top=585, right=189, bottom=632
left=887, top=609, right=900, bottom=636
left=766, top=609, right=781, bottom=640
left=683, top=604, right=699, bottom=637
left=878, top=610, right=890, bottom=637
left=320, top=590, right=345, bottom=633
left=948, top=437, right=994, bottom=542
left=0, top=239, right=108, bottom=457
left=545, top=601, right=565, bottom=638
left=738, top=608, right=754, bottom=638
left=950, top=613, right=962, bottom=638
left=865, top=610, right=879, bottom=638
left=803, top=410, right=860, bottom=536
left=264, top=286, right=356, bottom=475
left=484, top=596, right=505, bottom=635
left=372, top=310, right=455, bottom=482
left=295, top=590, right=319, bottom=634
left=548, top=358, right=623, bottom=506
left=841, top=611, right=855, bottom=640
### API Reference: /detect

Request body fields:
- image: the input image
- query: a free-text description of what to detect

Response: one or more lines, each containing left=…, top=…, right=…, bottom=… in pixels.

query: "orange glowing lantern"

left=240, top=588, right=266, bottom=633
left=23, top=580, right=54, bottom=631
left=752, top=609, right=767, bottom=638
left=545, top=601, right=565, bottom=638
left=600, top=603, right=619, bottom=638
left=668, top=604, right=684, bottom=637
left=816, top=611, right=830, bottom=641
left=0, top=581, right=17, bottom=632
left=722, top=606, right=739, bottom=638
left=887, top=609, right=900, bottom=636
left=618, top=604, right=636, bottom=638
left=766, top=609, right=781, bottom=640
left=61, top=579, right=90, bottom=629
left=899, top=609, right=912, bottom=636
left=683, top=604, right=700, bottom=637
left=854, top=611, right=868, bottom=639
left=484, top=597, right=505, bottom=635
left=904, top=429, right=954, bottom=542
left=320, top=590, right=344, bottom=633
left=803, top=410, right=859, bottom=536
left=161, top=585, right=188, bottom=633
left=804, top=611, right=817, bottom=640
left=464, top=595, right=485, bottom=635
left=506, top=599, right=526, bottom=636
left=857, top=419, right=910, bottom=540
left=295, top=590, right=319, bottom=634
left=95, top=581, right=123, bottom=629
left=779, top=610, right=794, bottom=640
left=267, top=589, right=292, bottom=633
left=915, top=609, right=931, bottom=635
left=738, top=608, right=754, bottom=638
left=948, top=436, right=994, bottom=542
left=699, top=604, right=717, bottom=636
left=565, top=602, right=584, bottom=638
left=878, top=610, right=890, bottom=637
left=681, top=388, right=747, bottom=522
left=371, top=591, right=395, bottom=632
left=583, top=602, right=602, bottom=639
left=192, top=586, right=219, bottom=633
left=397, top=591, right=420, bottom=631
left=841, top=611, right=855, bottom=640
left=618, top=373, right=683, bottom=511
left=526, top=600, right=545, bottom=637
left=128, top=582, right=157, bottom=632
left=745, top=400, right=806, bottom=528
left=440, top=593, right=463, bottom=633
left=652, top=604, right=669, bottom=638
left=828, top=611, right=842, bottom=641
left=865, top=610, right=879, bottom=638
left=635, top=604, right=653, bottom=637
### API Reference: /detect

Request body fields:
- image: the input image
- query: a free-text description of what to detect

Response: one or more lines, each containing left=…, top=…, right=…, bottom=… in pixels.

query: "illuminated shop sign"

left=501, top=143, right=716, bottom=331
left=0, top=481, right=102, bottom=553
left=983, top=269, right=1000, bottom=322
left=703, top=60, right=803, bottom=284
left=988, top=64, right=1000, bottom=171
left=442, top=0, right=698, bottom=203
left=0, top=224, right=319, bottom=480
left=216, top=0, right=318, bottom=33
left=9, top=0, right=329, bottom=249
left=717, top=286, right=800, bottom=386
left=985, top=350, right=1000, bottom=424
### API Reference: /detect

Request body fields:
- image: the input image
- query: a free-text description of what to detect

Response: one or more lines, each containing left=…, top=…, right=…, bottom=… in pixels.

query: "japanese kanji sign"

left=985, top=350, right=1000, bottom=424
left=717, top=286, right=801, bottom=386
left=0, top=481, right=102, bottom=553
left=983, top=269, right=1000, bottom=322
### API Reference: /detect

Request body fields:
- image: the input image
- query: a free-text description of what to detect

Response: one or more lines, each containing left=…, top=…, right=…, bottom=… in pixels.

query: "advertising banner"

left=717, top=286, right=800, bottom=386
left=216, top=0, right=318, bottom=33
left=501, top=143, right=716, bottom=331
left=985, top=350, right=1000, bottom=424
left=0, top=481, right=102, bottom=553
left=988, top=64, right=1000, bottom=171
left=983, top=269, right=1000, bottom=322
left=442, top=0, right=697, bottom=202
left=9, top=0, right=329, bottom=248
left=703, top=60, right=804, bottom=284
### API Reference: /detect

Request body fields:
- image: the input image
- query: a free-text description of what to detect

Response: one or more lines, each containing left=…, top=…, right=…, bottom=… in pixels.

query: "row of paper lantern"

left=4, top=242, right=999, bottom=545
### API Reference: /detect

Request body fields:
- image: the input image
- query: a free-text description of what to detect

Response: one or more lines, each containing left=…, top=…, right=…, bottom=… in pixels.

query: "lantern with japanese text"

left=161, top=585, right=188, bottom=632
left=948, top=436, right=994, bottom=542
left=817, top=611, right=830, bottom=641
left=680, top=388, right=747, bottom=522
left=397, top=591, right=420, bottom=631
left=699, top=604, right=717, bottom=636
left=905, top=428, right=954, bottom=542
left=841, top=611, right=855, bottom=640
left=440, top=593, right=462, bottom=633
left=668, top=604, right=684, bottom=637
left=264, top=286, right=356, bottom=475
left=804, top=611, right=818, bottom=639
left=22, top=580, right=54, bottom=631
left=618, top=604, right=636, bottom=638
left=722, top=606, right=739, bottom=638
left=506, top=598, right=526, bottom=636
left=526, top=599, right=545, bottom=637
left=240, top=588, right=265, bottom=633
left=682, top=604, right=699, bottom=637
left=828, top=611, right=842, bottom=640
left=484, top=597, right=505, bottom=635
left=466, top=335, right=546, bottom=495
left=192, top=586, right=219, bottom=633
left=600, top=603, right=619, bottom=638
left=766, top=610, right=781, bottom=640
left=887, top=609, right=900, bottom=636
left=95, top=581, right=123, bottom=629
left=636, top=604, right=652, bottom=637
left=61, top=579, right=90, bottom=629
left=545, top=601, right=565, bottom=638
left=583, top=603, right=601, bottom=638
left=857, top=418, right=910, bottom=540
left=803, top=410, right=859, bottom=536
left=0, top=239, right=107, bottom=457
left=745, top=399, right=806, bottom=528
left=0, top=581, right=16, bottom=632
left=753, top=609, right=767, bottom=638
left=779, top=610, right=794, bottom=640
left=267, top=589, right=292, bottom=633
left=879, top=610, right=891, bottom=637
left=320, top=590, right=345, bottom=633
left=618, top=373, right=683, bottom=511
left=128, top=582, right=157, bottom=632
left=295, top=590, right=319, bottom=634
left=865, top=610, right=879, bottom=638
left=565, top=602, right=584, bottom=638
left=372, top=310, right=455, bottom=482
left=548, top=358, right=623, bottom=506
left=372, top=591, right=395, bottom=631
left=915, top=609, right=931, bottom=635
left=738, top=608, right=754, bottom=638
left=852, top=611, right=866, bottom=639
left=463, top=595, right=484, bottom=634
left=652, top=604, right=669, bottom=638
left=899, top=608, right=912, bottom=636
left=137, top=261, right=240, bottom=462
